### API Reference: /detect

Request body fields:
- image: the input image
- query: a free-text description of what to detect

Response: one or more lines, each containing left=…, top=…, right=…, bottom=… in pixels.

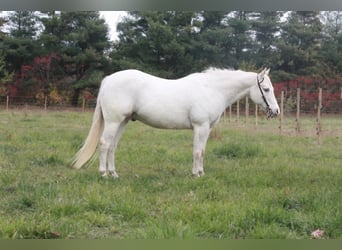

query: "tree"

left=321, top=11, right=342, bottom=38
left=1, top=11, right=41, bottom=73
left=0, top=11, right=41, bottom=96
left=55, top=11, right=111, bottom=105
left=40, top=11, right=63, bottom=53
left=0, top=53, right=12, bottom=95
left=226, top=11, right=254, bottom=65
left=0, top=14, right=13, bottom=95
left=277, top=11, right=323, bottom=76
left=319, top=11, right=342, bottom=76
left=251, top=11, right=283, bottom=68
left=29, top=53, right=61, bottom=97
left=6, top=11, right=40, bottom=38
left=195, top=11, right=233, bottom=68
left=113, top=11, right=201, bottom=78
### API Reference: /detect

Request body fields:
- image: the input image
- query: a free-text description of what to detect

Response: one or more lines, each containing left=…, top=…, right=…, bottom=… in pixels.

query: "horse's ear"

left=259, top=68, right=267, bottom=77
left=265, top=68, right=270, bottom=75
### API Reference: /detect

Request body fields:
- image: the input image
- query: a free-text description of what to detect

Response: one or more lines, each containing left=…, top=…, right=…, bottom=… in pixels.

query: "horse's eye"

left=263, top=88, right=270, bottom=92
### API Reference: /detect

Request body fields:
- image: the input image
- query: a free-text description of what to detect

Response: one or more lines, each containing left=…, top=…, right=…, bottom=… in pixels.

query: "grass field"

left=0, top=110, right=341, bottom=239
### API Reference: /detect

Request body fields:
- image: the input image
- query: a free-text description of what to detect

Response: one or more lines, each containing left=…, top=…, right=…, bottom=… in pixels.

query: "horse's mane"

left=202, top=67, right=235, bottom=74
left=183, top=67, right=246, bottom=80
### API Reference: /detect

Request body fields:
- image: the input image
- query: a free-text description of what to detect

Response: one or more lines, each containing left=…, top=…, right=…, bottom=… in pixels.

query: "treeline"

left=0, top=11, right=341, bottom=106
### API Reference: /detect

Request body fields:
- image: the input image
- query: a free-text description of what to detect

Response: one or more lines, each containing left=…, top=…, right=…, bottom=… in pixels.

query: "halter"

left=257, top=75, right=273, bottom=118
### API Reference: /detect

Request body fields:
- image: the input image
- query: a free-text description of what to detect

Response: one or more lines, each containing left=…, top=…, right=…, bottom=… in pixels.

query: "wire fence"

left=1, top=89, right=341, bottom=144
left=0, top=95, right=97, bottom=112
left=222, top=89, right=341, bottom=144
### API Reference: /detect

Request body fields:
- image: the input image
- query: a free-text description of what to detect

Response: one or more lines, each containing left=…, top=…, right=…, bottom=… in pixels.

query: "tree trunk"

left=71, top=88, right=81, bottom=107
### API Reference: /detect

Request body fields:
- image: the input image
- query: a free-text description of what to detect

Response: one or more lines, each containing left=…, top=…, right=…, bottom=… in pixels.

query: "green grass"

left=0, top=110, right=341, bottom=239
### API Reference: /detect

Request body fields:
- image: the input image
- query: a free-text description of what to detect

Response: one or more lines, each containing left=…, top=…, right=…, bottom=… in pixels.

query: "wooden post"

left=82, top=98, right=86, bottom=112
left=223, top=109, right=226, bottom=123
left=236, top=99, right=240, bottom=123
left=279, top=91, right=284, bottom=135
left=255, top=104, right=258, bottom=128
left=229, top=105, right=232, bottom=123
left=317, top=88, right=322, bottom=145
left=44, top=96, right=48, bottom=112
left=6, top=96, right=9, bottom=111
left=245, top=96, right=249, bottom=125
left=296, top=88, right=301, bottom=135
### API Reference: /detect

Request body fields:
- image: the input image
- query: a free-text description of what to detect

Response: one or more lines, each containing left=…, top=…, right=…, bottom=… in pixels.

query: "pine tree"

left=320, top=11, right=342, bottom=76
left=0, top=50, right=13, bottom=94
left=226, top=11, right=254, bottom=65
left=278, top=11, right=322, bottom=76
left=6, top=11, right=40, bottom=38
left=196, top=11, right=232, bottom=68
left=0, top=11, right=41, bottom=95
left=113, top=11, right=200, bottom=78
left=57, top=11, right=111, bottom=105
left=251, top=11, right=284, bottom=68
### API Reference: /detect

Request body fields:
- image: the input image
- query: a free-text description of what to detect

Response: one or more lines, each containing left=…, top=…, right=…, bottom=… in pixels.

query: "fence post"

left=229, top=105, right=232, bottom=123
left=317, top=88, right=322, bottom=145
left=255, top=104, right=258, bottom=128
left=236, top=99, right=240, bottom=123
left=296, top=88, right=301, bottom=135
left=245, top=96, right=249, bottom=125
left=223, top=109, right=227, bottom=124
left=82, top=98, right=86, bottom=112
left=279, top=91, right=284, bottom=135
left=44, top=96, right=48, bottom=112
left=6, top=96, right=9, bottom=111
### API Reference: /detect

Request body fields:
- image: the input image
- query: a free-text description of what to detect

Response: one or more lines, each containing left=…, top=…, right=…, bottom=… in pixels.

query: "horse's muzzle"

left=266, top=107, right=279, bottom=119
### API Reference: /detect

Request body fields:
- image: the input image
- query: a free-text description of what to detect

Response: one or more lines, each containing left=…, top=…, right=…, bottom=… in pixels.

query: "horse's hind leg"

left=99, top=121, right=122, bottom=177
left=107, top=119, right=129, bottom=178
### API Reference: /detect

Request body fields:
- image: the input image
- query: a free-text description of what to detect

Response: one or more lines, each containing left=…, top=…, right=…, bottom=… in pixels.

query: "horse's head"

left=249, top=68, right=280, bottom=118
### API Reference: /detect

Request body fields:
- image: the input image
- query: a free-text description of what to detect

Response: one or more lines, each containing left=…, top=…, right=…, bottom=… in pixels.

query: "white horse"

left=72, top=68, right=279, bottom=177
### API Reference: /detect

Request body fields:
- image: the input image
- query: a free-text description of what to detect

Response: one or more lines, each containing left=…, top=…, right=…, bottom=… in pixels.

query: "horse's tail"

left=71, top=97, right=104, bottom=169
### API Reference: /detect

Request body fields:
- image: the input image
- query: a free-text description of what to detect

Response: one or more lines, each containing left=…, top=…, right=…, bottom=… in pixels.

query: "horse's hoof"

left=192, top=172, right=203, bottom=177
left=109, top=171, right=119, bottom=178
left=100, top=171, right=107, bottom=177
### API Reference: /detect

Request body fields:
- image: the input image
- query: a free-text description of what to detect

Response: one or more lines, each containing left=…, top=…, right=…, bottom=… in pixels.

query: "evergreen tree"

left=57, top=11, right=111, bottom=105
left=1, top=10, right=341, bottom=100
left=113, top=11, right=200, bottom=78
left=196, top=11, right=232, bottom=68
left=278, top=11, right=322, bottom=76
left=226, top=11, right=254, bottom=65
left=0, top=11, right=41, bottom=94
left=40, top=11, right=63, bottom=53
left=251, top=11, right=283, bottom=68
left=6, top=11, right=40, bottom=38
left=0, top=14, right=13, bottom=95
left=319, top=11, right=342, bottom=76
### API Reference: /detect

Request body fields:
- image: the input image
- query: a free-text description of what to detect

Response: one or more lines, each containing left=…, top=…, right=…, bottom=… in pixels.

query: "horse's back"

left=98, top=70, right=193, bottom=128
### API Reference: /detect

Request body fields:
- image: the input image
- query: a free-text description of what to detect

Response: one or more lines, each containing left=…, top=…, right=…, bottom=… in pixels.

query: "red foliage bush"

left=274, top=77, right=341, bottom=114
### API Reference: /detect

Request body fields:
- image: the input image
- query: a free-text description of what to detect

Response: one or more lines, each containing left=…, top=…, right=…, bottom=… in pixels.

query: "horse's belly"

left=135, top=109, right=192, bottom=129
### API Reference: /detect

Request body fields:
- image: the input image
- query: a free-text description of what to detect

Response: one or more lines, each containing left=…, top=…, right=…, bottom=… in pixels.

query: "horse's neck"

left=211, top=71, right=256, bottom=107
left=229, top=88, right=251, bottom=105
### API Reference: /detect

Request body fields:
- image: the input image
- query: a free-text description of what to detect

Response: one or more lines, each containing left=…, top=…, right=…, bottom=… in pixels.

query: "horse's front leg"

left=192, top=123, right=211, bottom=177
